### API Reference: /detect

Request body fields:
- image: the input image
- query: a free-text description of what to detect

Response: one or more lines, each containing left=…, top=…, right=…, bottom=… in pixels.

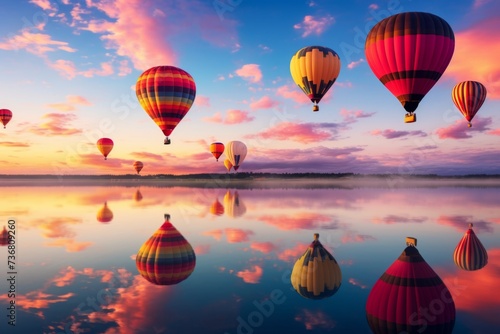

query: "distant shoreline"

left=1, top=173, right=500, bottom=188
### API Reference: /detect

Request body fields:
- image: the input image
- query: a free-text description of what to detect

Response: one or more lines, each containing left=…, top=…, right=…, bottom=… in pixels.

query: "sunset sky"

left=0, top=0, right=499, bottom=175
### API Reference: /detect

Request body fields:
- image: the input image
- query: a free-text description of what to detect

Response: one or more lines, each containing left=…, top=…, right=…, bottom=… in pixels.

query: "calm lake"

left=0, top=179, right=499, bottom=334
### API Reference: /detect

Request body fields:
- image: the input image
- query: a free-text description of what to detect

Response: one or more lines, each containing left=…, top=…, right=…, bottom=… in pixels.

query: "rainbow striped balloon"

left=136, top=216, right=196, bottom=285
left=453, top=223, right=488, bottom=271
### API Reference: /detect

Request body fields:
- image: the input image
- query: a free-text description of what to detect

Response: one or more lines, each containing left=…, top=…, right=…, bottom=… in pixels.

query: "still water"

left=0, top=181, right=499, bottom=334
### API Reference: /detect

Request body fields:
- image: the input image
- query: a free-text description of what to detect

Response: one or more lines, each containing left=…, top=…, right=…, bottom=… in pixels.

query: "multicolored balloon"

left=133, top=161, right=144, bottom=174
left=136, top=66, right=196, bottom=145
left=96, top=138, right=114, bottom=160
left=136, top=214, right=196, bottom=285
left=453, top=223, right=488, bottom=271
left=290, top=46, right=341, bottom=111
left=210, top=142, right=225, bottom=161
left=365, top=12, right=455, bottom=123
left=291, top=233, right=341, bottom=300
left=96, top=202, right=113, bottom=223
left=226, top=141, right=247, bottom=171
left=452, top=81, right=487, bottom=127
left=366, top=237, right=455, bottom=334
left=0, top=109, right=12, bottom=129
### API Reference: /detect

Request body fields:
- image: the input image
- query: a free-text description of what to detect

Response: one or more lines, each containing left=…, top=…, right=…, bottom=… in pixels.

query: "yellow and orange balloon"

left=210, top=142, right=225, bottom=161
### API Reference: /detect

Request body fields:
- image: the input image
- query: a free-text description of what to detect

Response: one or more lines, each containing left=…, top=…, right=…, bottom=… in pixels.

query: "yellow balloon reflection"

left=223, top=190, right=247, bottom=218
left=96, top=202, right=113, bottom=223
left=291, top=233, right=341, bottom=299
left=133, top=189, right=143, bottom=202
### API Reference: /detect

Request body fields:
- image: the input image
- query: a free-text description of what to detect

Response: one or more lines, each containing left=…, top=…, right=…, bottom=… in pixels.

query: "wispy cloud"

left=46, top=95, right=91, bottom=112
left=29, top=113, right=81, bottom=136
left=276, top=84, right=311, bottom=104
left=340, top=109, right=375, bottom=123
left=294, top=15, right=335, bottom=37
left=371, top=129, right=427, bottom=139
left=248, top=121, right=340, bottom=143
left=0, top=141, right=30, bottom=147
left=436, top=117, right=492, bottom=139
left=250, top=96, right=280, bottom=110
left=347, top=59, right=364, bottom=69
left=236, top=265, right=263, bottom=284
left=0, top=31, right=76, bottom=56
left=204, top=110, right=255, bottom=124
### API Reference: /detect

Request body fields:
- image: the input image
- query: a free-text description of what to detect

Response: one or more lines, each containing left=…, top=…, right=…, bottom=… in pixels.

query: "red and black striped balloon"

left=365, top=12, right=455, bottom=117
left=366, top=237, right=455, bottom=334
left=453, top=223, right=488, bottom=271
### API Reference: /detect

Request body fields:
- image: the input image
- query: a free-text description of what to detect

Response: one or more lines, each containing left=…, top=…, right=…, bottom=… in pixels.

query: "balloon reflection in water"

left=223, top=159, right=233, bottom=173
left=291, top=233, right=341, bottom=300
left=0, top=226, right=8, bottom=246
left=133, top=189, right=143, bottom=202
left=210, top=198, right=224, bottom=216
left=366, top=237, right=455, bottom=334
left=136, top=214, right=196, bottom=285
left=223, top=190, right=247, bottom=218
left=453, top=223, right=488, bottom=271
left=96, top=202, right=113, bottom=223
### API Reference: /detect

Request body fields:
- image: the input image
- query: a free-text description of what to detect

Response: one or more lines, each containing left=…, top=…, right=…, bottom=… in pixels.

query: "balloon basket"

left=404, top=113, right=416, bottom=123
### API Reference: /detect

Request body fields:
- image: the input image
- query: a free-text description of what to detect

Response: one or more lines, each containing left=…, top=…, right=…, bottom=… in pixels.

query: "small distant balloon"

left=453, top=223, right=488, bottom=271
left=223, top=159, right=233, bottom=173
left=97, top=138, right=114, bottom=160
left=133, top=161, right=144, bottom=174
left=210, top=142, right=225, bottom=161
left=452, top=81, right=487, bottom=127
left=0, top=109, right=12, bottom=129
left=226, top=141, right=247, bottom=171
left=291, top=233, right=342, bottom=300
left=96, top=202, right=113, bottom=223
left=0, top=226, right=8, bottom=246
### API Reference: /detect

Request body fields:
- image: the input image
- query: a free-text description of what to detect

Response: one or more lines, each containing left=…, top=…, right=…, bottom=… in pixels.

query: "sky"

left=0, top=0, right=499, bottom=175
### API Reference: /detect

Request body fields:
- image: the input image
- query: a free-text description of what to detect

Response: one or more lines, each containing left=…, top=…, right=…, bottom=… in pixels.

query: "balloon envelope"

left=0, top=226, right=8, bottom=246
left=453, top=223, right=488, bottom=271
left=452, top=81, right=487, bottom=127
left=136, top=216, right=196, bottom=285
left=133, top=161, right=144, bottom=174
left=365, top=12, right=455, bottom=122
left=290, top=46, right=341, bottom=111
left=210, top=198, right=224, bottom=216
left=136, top=66, right=196, bottom=143
left=96, top=202, right=113, bottom=223
left=223, top=159, right=233, bottom=172
left=366, top=237, right=455, bottom=334
left=0, top=109, right=12, bottom=129
left=226, top=141, right=247, bottom=170
left=133, top=189, right=143, bottom=202
left=210, top=142, right=225, bottom=161
left=223, top=190, right=247, bottom=218
left=96, top=138, right=114, bottom=160
left=291, top=233, right=341, bottom=300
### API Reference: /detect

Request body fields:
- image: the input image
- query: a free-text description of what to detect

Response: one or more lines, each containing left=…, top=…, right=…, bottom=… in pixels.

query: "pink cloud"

left=45, top=238, right=93, bottom=252
left=340, top=109, right=375, bottom=123
left=250, top=96, right=280, bottom=110
left=0, top=31, right=76, bottom=56
left=250, top=242, right=277, bottom=254
left=277, top=242, right=310, bottom=262
left=203, top=229, right=224, bottom=241
left=371, top=129, right=427, bottom=139
left=340, top=232, right=376, bottom=244
left=250, top=121, right=337, bottom=143
left=80, top=61, right=114, bottom=77
left=48, top=59, right=77, bottom=79
left=130, top=152, right=165, bottom=161
left=276, top=84, right=311, bottom=104
left=368, top=4, right=379, bottom=10
left=488, top=129, right=500, bottom=136
left=235, top=64, right=262, bottom=83
left=257, top=212, right=333, bottom=230
left=225, top=228, right=254, bottom=243
left=436, top=215, right=494, bottom=233
left=348, top=278, right=368, bottom=289
left=295, top=309, right=336, bottom=330
left=30, top=0, right=56, bottom=11
left=194, top=95, right=210, bottom=107
left=0, top=141, right=30, bottom=147
left=204, top=110, right=254, bottom=124
left=445, top=18, right=500, bottom=98
left=29, top=113, right=81, bottom=136
left=194, top=245, right=211, bottom=255
left=372, top=215, right=427, bottom=225
left=46, top=95, right=91, bottom=111
left=236, top=265, right=263, bottom=284
left=436, top=117, right=492, bottom=139
left=293, top=15, right=335, bottom=37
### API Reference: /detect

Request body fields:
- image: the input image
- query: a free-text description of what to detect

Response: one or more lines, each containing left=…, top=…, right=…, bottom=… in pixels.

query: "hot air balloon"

left=452, top=81, right=487, bottom=127
left=96, top=138, right=114, bottom=160
left=210, top=198, right=224, bottom=216
left=224, top=159, right=233, bottom=173
left=290, top=233, right=341, bottom=300
left=0, top=226, right=8, bottom=246
left=136, top=214, right=196, bottom=285
left=0, top=109, right=12, bottom=129
left=365, top=12, right=455, bottom=123
left=210, top=142, right=225, bottom=161
left=133, top=161, right=144, bottom=174
left=366, top=237, right=455, bottom=334
left=96, top=202, right=113, bottom=223
left=223, top=190, right=247, bottom=218
left=290, top=46, right=341, bottom=112
left=226, top=141, right=247, bottom=171
left=133, top=189, right=143, bottom=202
left=453, top=223, right=488, bottom=271
left=136, top=66, right=196, bottom=145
